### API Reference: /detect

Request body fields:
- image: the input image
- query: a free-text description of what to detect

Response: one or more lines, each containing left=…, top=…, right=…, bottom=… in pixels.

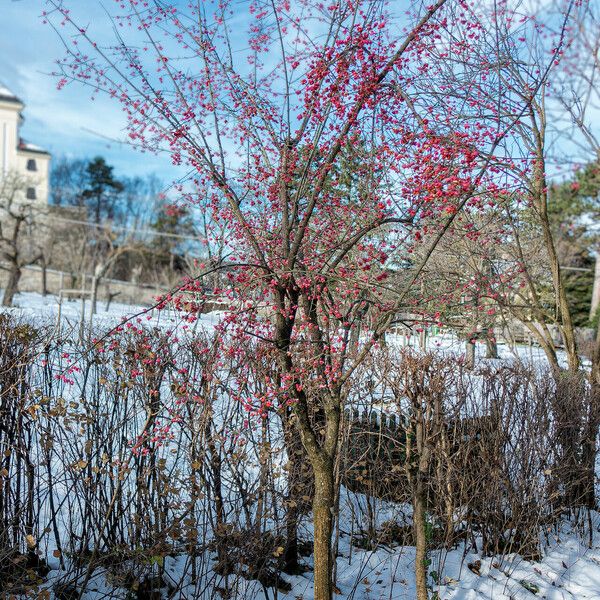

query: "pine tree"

left=81, top=157, right=124, bottom=224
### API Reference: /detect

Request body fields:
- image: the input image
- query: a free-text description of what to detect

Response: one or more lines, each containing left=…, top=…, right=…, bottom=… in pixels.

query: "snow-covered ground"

left=37, top=500, right=600, bottom=600
left=2, top=290, right=182, bottom=329
left=2, top=290, right=598, bottom=600
left=280, top=516, right=600, bottom=600
left=3, top=290, right=560, bottom=366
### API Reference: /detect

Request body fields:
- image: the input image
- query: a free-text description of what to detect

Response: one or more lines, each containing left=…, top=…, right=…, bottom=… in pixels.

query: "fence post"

left=389, top=414, right=397, bottom=430
left=419, top=327, right=426, bottom=351
left=370, top=411, right=378, bottom=428
left=79, top=275, right=86, bottom=343
left=55, top=290, right=62, bottom=337
left=90, top=275, right=98, bottom=317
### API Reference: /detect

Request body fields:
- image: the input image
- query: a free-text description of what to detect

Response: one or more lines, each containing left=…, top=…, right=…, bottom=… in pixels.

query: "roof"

left=18, top=138, right=50, bottom=156
left=0, top=82, right=23, bottom=105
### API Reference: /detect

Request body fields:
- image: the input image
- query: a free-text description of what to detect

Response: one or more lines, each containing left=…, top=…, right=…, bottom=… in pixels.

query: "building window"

left=26, top=159, right=37, bottom=171
left=26, top=187, right=36, bottom=200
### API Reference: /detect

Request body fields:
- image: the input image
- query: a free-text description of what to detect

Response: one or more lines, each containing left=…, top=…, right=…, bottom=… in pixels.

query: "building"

left=0, top=82, right=50, bottom=203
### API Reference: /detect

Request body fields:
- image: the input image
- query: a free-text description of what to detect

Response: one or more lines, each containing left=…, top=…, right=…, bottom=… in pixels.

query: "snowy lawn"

left=1, top=290, right=599, bottom=600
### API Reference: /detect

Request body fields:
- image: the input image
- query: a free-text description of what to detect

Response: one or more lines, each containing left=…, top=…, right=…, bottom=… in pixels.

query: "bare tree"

left=0, top=173, right=49, bottom=306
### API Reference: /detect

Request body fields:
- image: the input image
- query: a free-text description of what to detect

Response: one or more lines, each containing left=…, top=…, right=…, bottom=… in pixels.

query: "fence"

left=0, top=262, right=168, bottom=307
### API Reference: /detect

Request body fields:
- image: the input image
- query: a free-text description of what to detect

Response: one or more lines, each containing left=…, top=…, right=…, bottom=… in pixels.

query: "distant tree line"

left=0, top=155, right=213, bottom=306
left=48, top=155, right=207, bottom=293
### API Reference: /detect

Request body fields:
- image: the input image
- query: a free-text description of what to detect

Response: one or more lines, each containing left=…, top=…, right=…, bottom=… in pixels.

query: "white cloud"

left=0, top=0, right=182, bottom=179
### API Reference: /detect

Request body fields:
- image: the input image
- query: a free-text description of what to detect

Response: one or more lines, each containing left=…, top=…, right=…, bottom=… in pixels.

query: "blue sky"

left=2, top=0, right=594, bottom=185
left=0, top=0, right=182, bottom=181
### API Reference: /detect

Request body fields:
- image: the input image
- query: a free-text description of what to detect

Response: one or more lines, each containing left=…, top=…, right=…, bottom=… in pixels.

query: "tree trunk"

left=255, top=417, right=269, bottom=536
left=413, top=482, right=429, bottom=600
left=485, top=331, right=498, bottom=359
left=411, top=409, right=431, bottom=600
left=522, top=321, right=561, bottom=373
left=590, top=252, right=600, bottom=322
left=284, top=500, right=300, bottom=573
left=592, top=319, right=600, bottom=389
left=582, top=325, right=600, bottom=508
left=282, top=413, right=310, bottom=574
left=2, top=265, right=21, bottom=307
left=274, top=288, right=339, bottom=600
left=207, top=429, right=228, bottom=572
left=41, top=262, right=48, bottom=296
left=91, top=275, right=99, bottom=316
left=531, top=121, right=579, bottom=372
left=312, top=460, right=335, bottom=600
left=465, top=337, right=475, bottom=369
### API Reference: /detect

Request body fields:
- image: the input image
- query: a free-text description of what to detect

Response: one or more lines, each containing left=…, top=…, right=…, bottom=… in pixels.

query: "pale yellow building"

left=0, top=82, right=50, bottom=203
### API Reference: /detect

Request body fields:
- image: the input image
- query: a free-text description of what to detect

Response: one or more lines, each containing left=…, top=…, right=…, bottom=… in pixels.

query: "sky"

left=0, top=0, right=183, bottom=182
left=2, top=0, right=596, bottom=186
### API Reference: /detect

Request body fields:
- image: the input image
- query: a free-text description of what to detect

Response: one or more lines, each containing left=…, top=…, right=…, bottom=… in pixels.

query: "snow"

left=4, top=289, right=163, bottom=324
left=26, top=520, right=600, bottom=600
left=1, top=290, right=562, bottom=367
left=19, top=140, right=49, bottom=152
left=50, top=510, right=599, bottom=600
left=1, top=289, right=223, bottom=333
left=1, top=290, right=599, bottom=600
left=0, top=81, right=19, bottom=100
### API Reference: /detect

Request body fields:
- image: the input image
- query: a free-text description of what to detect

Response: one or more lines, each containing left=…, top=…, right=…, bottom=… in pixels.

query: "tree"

left=151, top=202, right=196, bottom=271
left=51, top=156, right=155, bottom=228
left=81, top=157, right=124, bottom=224
left=552, top=0, right=600, bottom=388
left=0, top=173, right=48, bottom=306
left=549, top=163, right=600, bottom=328
left=50, top=155, right=88, bottom=207
left=120, top=173, right=164, bottom=230
left=46, top=0, right=580, bottom=598
left=89, top=224, right=141, bottom=315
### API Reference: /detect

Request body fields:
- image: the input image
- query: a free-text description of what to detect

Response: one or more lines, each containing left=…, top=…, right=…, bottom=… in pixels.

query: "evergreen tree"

left=81, top=157, right=125, bottom=223
left=549, top=162, right=600, bottom=327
